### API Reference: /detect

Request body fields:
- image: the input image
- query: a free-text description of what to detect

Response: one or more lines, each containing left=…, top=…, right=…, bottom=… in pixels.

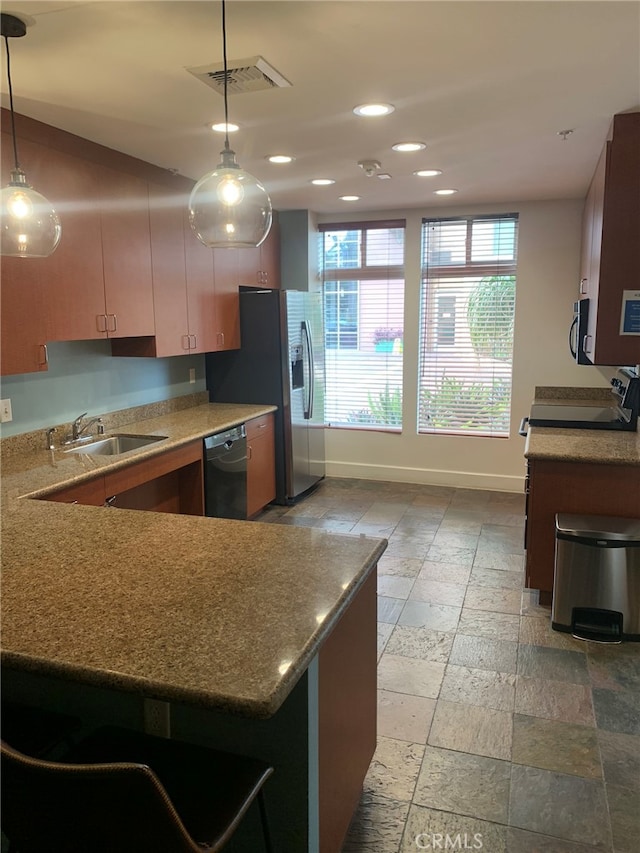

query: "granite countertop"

left=1, top=402, right=386, bottom=718
left=1, top=402, right=278, bottom=501
left=525, top=389, right=640, bottom=466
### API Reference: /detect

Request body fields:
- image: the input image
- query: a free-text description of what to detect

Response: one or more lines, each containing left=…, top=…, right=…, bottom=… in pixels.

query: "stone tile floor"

left=259, top=477, right=640, bottom=853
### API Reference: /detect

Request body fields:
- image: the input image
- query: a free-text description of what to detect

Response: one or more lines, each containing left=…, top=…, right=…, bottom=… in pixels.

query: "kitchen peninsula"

left=1, top=400, right=386, bottom=852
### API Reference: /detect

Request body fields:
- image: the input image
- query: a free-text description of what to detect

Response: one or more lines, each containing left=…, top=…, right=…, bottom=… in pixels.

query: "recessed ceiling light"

left=414, top=169, right=442, bottom=178
left=434, top=188, right=458, bottom=195
left=392, top=142, right=426, bottom=152
left=353, top=103, right=395, bottom=117
left=340, top=195, right=360, bottom=201
left=211, top=122, right=239, bottom=133
left=267, top=155, right=295, bottom=164
left=377, top=173, right=392, bottom=180
left=311, top=178, right=335, bottom=186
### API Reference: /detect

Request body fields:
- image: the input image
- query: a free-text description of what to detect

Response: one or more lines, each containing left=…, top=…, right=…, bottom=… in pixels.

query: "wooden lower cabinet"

left=525, top=459, right=640, bottom=603
left=42, top=441, right=204, bottom=515
left=318, top=569, right=377, bottom=853
left=246, top=414, right=276, bottom=518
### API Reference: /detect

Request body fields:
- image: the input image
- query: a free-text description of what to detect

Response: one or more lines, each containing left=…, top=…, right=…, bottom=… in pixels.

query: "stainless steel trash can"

left=552, top=514, right=640, bottom=642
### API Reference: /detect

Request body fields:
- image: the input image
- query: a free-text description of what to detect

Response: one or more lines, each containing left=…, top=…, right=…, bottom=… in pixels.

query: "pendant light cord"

left=3, top=33, right=20, bottom=171
left=221, top=0, right=230, bottom=152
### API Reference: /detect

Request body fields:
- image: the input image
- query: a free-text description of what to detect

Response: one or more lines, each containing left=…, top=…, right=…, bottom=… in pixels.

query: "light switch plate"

left=0, top=399, right=12, bottom=422
left=189, top=368, right=196, bottom=384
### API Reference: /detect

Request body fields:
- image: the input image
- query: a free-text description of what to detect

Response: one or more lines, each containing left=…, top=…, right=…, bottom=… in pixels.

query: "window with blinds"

left=321, top=221, right=405, bottom=430
left=418, top=214, right=518, bottom=437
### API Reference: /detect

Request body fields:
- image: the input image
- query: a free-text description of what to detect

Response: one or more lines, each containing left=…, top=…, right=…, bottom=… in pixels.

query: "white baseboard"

left=324, top=460, right=524, bottom=493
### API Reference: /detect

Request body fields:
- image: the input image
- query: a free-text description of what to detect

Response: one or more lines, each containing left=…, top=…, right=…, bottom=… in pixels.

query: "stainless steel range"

left=521, top=368, right=640, bottom=434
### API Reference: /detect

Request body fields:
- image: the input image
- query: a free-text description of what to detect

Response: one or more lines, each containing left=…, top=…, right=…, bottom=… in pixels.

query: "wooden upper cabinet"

left=237, top=243, right=261, bottom=287
left=213, top=248, right=241, bottom=350
left=146, top=183, right=190, bottom=356
left=236, top=213, right=281, bottom=289
left=259, top=214, right=281, bottom=288
left=0, top=132, right=49, bottom=375
left=580, top=112, right=640, bottom=365
left=184, top=215, right=218, bottom=353
left=97, top=164, right=155, bottom=338
left=38, top=145, right=106, bottom=342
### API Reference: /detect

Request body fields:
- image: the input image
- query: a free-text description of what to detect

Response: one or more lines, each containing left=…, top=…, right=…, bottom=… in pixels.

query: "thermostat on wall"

left=620, top=290, right=640, bottom=335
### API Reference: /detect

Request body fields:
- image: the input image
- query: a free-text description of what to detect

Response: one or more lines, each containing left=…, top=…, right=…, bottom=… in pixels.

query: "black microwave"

left=569, top=299, right=592, bottom=365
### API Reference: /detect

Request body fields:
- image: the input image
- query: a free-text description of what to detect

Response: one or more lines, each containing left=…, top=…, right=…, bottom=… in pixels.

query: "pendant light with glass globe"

left=188, top=0, right=272, bottom=249
left=1, top=13, right=61, bottom=258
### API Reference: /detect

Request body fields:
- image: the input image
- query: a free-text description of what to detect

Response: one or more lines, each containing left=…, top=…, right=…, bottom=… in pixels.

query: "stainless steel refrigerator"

left=206, top=287, right=325, bottom=504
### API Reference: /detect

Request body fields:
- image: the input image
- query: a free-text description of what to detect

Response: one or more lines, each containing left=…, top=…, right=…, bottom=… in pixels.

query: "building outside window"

left=321, top=222, right=405, bottom=429
left=418, top=213, right=519, bottom=437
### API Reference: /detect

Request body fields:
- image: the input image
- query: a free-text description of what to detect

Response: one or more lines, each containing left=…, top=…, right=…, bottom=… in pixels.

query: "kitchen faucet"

left=68, top=412, right=104, bottom=443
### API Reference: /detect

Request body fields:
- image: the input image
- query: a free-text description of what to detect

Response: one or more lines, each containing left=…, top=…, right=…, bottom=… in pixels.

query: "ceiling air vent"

left=186, top=56, right=292, bottom=95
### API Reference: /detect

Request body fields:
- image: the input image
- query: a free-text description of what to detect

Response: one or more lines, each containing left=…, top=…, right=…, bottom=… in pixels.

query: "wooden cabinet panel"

left=98, top=164, right=154, bottom=338
left=0, top=132, right=49, bottom=375
left=35, top=145, right=106, bottom=342
left=42, top=476, right=106, bottom=506
left=525, top=459, right=640, bottom=602
left=246, top=414, right=276, bottom=517
left=237, top=244, right=261, bottom=287
left=146, top=184, right=190, bottom=357
left=259, top=215, right=281, bottom=288
left=236, top=214, right=281, bottom=289
left=318, top=568, right=377, bottom=853
left=213, top=248, right=241, bottom=351
left=184, top=216, right=218, bottom=353
left=41, top=442, right=203, bottom=515
left=580, top=112, right=640, bottom=365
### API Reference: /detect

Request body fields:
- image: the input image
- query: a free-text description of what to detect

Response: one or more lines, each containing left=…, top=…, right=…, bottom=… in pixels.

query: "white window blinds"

left=321, top=221, right=405, bottom=430
left=418, top=214, right=518, bottom=436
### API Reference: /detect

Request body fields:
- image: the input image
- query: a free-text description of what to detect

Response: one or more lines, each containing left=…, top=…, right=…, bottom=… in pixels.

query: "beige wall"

left=317, top=199, right=616, bottom=492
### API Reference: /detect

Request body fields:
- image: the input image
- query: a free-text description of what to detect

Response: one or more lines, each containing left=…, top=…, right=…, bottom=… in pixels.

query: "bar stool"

left=1, top=725, right=274, bottom=853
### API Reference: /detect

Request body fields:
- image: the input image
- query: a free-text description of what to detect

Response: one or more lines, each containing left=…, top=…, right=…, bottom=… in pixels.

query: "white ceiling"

left=2, top=1, right=639, bottom=214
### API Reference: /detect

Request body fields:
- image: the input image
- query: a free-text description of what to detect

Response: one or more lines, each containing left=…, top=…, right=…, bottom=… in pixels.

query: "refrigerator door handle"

left=302, top=320, right=314, bottom=419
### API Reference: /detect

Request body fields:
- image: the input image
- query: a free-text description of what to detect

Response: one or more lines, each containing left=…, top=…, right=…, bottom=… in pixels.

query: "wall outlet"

left=143, top=698, right=171, bottom=738
left=0, top=399, right=13, bottom=423
left=189, top=367, right=196, bottom=384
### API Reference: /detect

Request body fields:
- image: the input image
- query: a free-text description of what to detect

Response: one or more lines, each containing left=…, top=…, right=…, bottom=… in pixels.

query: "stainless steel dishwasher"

left=203, top=425, right=247, bottom=519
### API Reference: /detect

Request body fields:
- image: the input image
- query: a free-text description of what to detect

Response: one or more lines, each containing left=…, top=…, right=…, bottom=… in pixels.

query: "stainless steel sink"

left=63, top=434, right=168, bottom=456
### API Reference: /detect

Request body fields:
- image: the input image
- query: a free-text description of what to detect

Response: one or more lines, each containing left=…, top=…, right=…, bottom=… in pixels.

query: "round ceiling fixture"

left=414, top=169, right=442, bottom=178
left=310, top=178, right=335, bottom=186
left=353, top=103, right=395, bottom=117
left=392, top=142, right=426, bottom=152
left=434, top=188, right=458, bottom=195
left=340, top=195, right=360, bottom=202
left=211, top=121, right=239, bottom=133
left=267, top=155, right=295, bottom=164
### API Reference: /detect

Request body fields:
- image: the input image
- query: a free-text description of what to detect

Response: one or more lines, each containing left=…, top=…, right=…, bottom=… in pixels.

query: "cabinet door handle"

left=104, top=495, right=117, bottom=508
left=38, top=344, right=48, bottom=366
left=582, top=334, right=592, bottom=353
left=217, top=332, right=225, bottom=347
left=258, top=422, right=267, bottom=429
left=579, top=277, right=588, bottom=295
left=96, top=314, right=108, bottom=333
left=182, top=334, right=191, bottom=351
left=247, top=445, right=252, bottom=460
left=190, top=334, right=197, bottom=349
left=109, top=314, right=118, bottom=333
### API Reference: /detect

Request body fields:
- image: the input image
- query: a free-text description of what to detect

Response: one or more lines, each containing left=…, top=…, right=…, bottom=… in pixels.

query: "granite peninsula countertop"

left=1, top=402, right=386, bottom=718
left=525, top=387, right=640, bottom=467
